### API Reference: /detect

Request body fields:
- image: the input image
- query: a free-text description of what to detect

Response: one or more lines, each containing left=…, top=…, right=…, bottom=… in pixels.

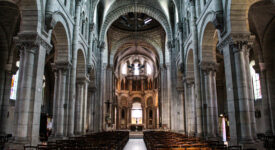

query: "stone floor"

left=123, top=139, right=147, bottom=150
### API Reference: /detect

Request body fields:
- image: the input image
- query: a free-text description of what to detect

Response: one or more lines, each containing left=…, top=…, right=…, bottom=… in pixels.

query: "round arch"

left=227, top=0, right=259, bottom=34
left=186, top=49, right=194, bottom=77
left=200, top=22, right=219, bottom=62
left=99, top=4, right=173, bottom=42
left=76, top=49, right=87, bottom=78
left=110, top=35, right=163, bottom=65
left=18, top=0, right=42, bottom=33
left=52, top=22, right=70, bottom=63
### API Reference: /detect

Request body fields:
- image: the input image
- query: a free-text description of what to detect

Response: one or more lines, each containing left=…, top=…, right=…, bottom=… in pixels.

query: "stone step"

left=129, top=132, right=143, bottom=139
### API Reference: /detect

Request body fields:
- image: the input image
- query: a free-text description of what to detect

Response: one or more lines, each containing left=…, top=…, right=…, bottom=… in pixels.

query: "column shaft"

left=0, top=71, right=12, bottom=134
left=233, top=46, right=253, bottom=143
left=15, top=48, right=35, bottom=140
left=68, top=0, right=81, bottom=136
left=55, top=69, right=67, bottom=137
left=75, top=83, right=84, bottom=134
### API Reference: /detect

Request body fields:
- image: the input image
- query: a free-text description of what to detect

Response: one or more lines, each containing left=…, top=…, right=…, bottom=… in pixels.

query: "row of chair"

left=0, top=134, right=12, bottom=150
left=24, top=131, right=129, bottom=150
left=144, top=131, right=228, bottom=150
left=257, top=134, right=275, bottom=149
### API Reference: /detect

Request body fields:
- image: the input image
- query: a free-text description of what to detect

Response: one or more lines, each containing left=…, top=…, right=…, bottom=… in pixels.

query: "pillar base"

left=240, top=141, right=264, bottom=150
left=5, top=138, right=30, bottom=150
left=239, top=138, right=254, bottom=144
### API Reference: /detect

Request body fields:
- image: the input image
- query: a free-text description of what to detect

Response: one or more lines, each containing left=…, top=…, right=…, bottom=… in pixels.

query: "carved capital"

left=217, top=33, right=251, bottom=52
left=200, top=61, right=219, bottom=73
left=89, top=23, right=95, bottom=32
left=212, top=11, right=224, bottom=31
left=177, top=22, right=183, bottom=33
left=45, top=13, right=57, bottom=31
left=183, top=76, right=194, bottom=85
left=167, top=40, right=175, bottom=50
left=36, top=35, right=52, bottom=54
left=14, top=33, right=52, bottom=54
left=77, top=75, right=90, bottom=84
left=51, top=61, right=71, bottom=74
left=230, top=40, right=248, bottom=54
left=97, top=41, right=105, bottom=50
left=76, top=0, right=82, bottom=6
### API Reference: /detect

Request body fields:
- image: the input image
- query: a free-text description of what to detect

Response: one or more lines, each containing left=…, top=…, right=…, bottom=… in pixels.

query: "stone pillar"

left=14, top=43, right=37, bottom=141
left=168, top=40, right=181, bottom=131
left=82, top=78, right=89, bottom=134
left=258, top=62, right=273, bottom=134
left=160, top=65, right=170, bottom=129
left=195, top=0, right=201, bottom=18
left=200, top=61, right=219, bottom=139
left=176, top=88, right=185, bottom=133
left=68, top=0, right=82, bottom=136
left=74, top=79, right=84, bottom=135
left=211, top=70, right=219, bottom=137
left=217, top=37, right=238, bottom=145
left=0, top=67, right=14, bottom=135
left=232, top=41, right=254, bottom=143
left=200, top=0, right=205, bottom=12
left=51, top=69, right=58, bottom=136
left=184, top=77, right=196, bottom=136
left=190, top=1, right=203, bottom=136
left=12, top=34, right=51, bottom=146
left=54, top=63, right=69, bottom=137
left=88, top=87, right=95, bottom=132
left=244, top=47, right=257, bottom=140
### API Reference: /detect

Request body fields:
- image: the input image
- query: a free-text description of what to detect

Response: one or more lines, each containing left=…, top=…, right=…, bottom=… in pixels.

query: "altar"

left=130, top=124, right=144, bottom=131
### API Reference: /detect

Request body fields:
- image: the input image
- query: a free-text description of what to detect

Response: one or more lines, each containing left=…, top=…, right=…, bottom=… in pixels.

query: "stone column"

left=54, top=63, right=69, bottom=137
left=244, top=47, right=257, bottom=140
left=88, top=87, right=95, bottom=132
left=12, top=34, right=51, bottom=145
left=186, top=77, right=196, bottom=136
left=176, top=87, right=185, bottom=133
left=258, top=62, right=273, bottom=134
left=82, top=78, right=89, bottom=134
left=68, top=0, right=82, bottom=136
left=200, top=61, right=219, bottom=139
left=200, top=0, right=205, bottom=12
left=195, top=0, right=201, bottom=18
left=211, top=70, right=219, bottom=137
left=217, top=37, right=238, bottom=145
left=168, top=40, right=179, bottom=131
left=190, top=1, right=203, bottom=136
left=50, top=68, right=58, bottom=136
left=232, top=41, right=254, bottom=143
left=0, top=67, right=14, bottom=135
left=160, top=65, right=170, bottom=129
left=14, top=43, right=37, bottom=141
left=74, top=80, right=84, bottom=135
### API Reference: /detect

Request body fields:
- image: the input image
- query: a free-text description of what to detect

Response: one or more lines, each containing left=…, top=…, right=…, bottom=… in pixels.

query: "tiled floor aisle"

left=123, top=139, right=147, bottom=150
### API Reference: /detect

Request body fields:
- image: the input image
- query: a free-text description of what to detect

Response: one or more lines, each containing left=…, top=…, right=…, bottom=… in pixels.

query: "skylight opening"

left=144, top=18, right=152, bottom=24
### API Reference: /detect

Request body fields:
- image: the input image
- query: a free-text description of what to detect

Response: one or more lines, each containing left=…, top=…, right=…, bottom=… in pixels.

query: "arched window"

left=10, top=61, right=20, bottom=100
left=121, top=63, right=127, bottom=75
left=146, top=63, right=152, bottom=75
left=149, top=109, right=153, bottom=119
left=250, top=60, right=262, bottom=100
left=121, top=109, right=125, bottom=119
left=134, top=63, right=139, bottom=75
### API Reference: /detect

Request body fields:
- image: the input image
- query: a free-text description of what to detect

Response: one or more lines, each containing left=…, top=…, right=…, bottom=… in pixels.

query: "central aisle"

left=123, top=139, right=147, bottom=150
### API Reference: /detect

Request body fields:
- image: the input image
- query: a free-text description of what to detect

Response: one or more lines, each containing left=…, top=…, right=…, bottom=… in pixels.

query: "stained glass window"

left=250, top=61, right=262, bottom=100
